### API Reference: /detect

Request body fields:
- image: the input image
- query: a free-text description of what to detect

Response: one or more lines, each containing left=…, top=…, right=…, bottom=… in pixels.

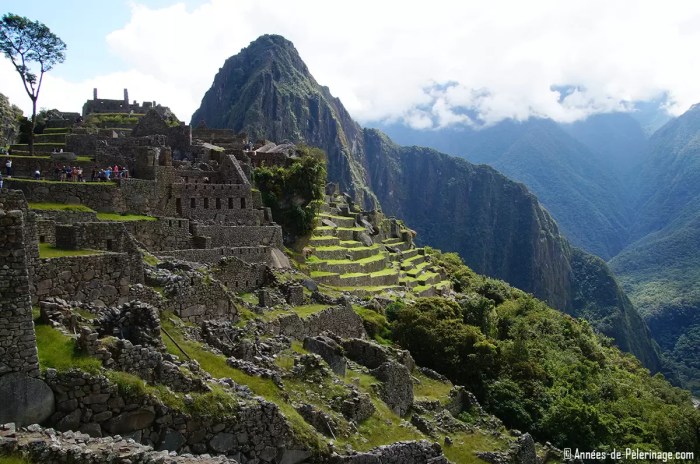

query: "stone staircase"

left=306, top=194, right=452, bottom=297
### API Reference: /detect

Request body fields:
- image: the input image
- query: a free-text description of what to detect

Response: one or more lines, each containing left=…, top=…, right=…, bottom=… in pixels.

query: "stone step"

left=312, top=226, right=336, bottom=237
left=337, top=269, right=400, bottom=287
left=309, top=254, right=389, bottom=275
left=339, top=240, right=363, bottom=248
left=312, top=244, right=382, bottom=261
left=336, top=227, right=365, bottom=241
left=402, top=254, right=426, bottom=267
left=309, top=236, right=340, bottom=247
left=319, top=213, right=356, bottom=228
left=312, top=272, right=340, bottom=286
left=33, top=133, right=68, bottom=144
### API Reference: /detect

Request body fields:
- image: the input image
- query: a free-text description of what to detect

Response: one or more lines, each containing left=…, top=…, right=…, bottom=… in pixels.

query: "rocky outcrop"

left=330, top=440, right=448, bottom=464
left=0, top=423, right=241, bottom=464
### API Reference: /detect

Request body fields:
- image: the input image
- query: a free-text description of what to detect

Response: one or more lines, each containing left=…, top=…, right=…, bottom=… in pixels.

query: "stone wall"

left=0, top=424, right=241, bottom=464
left=33, top=210, right=98, bottom=224
left=171, top=183, right=264, bottom=224
left=212, top=256, right=268, bottom=293
left=0, top=193, right=39, bottom=378
left=157, top=246, right=273, bottom=265
left=3, top=156, right=94, bottom=179
left=192, top=224, right=283, bottom=249
left=125, top=217, right=193, bottom=251
left=42, top=369, right=305, bottom=461
left=55, top=222, right=141, bottom=257
left=163, top=270, right=238, bottom=323
left=32, top=253, right=144, bottom=306
left=262, top=305, right=366, bottom=340
left=12, top=179, right=123, bottom=212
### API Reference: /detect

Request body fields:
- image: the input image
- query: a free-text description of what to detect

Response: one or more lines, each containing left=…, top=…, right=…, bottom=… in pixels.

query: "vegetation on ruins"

left=253, top=144, right=326, bottom=241
left=0, top=13, right=66, bottom=155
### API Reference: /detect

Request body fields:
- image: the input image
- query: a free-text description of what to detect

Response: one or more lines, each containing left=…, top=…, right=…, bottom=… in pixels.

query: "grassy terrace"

left=38, top=243, right=103, bottom=258
left=259, top=304, right=330, bottom=322
left=29, top=202, right=94, bottom=212
left=4, top=154, right=92, bottom=162
left=96, top=212, right=156, bottom=221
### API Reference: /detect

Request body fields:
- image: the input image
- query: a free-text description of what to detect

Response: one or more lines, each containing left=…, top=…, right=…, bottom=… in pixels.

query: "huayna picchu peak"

left=0, top=16, right=698, bottom=464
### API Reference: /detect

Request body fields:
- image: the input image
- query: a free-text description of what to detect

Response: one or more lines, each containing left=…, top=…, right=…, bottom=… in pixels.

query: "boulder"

left=103, top=408, right=155, bottom=434
left=321, top=218, right=338, bottom=228
left=303, top=336, right=346, bottom=376
left=270, top=248, right=291, bottom=269
left=511, top=433, right=537, bottom=464
left=355, top=231, right=373, bottom=247
left=0, top=373, right=55, bottom=427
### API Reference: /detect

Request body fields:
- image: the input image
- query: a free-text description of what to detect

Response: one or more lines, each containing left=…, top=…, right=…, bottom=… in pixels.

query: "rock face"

left=0, top=373, right=55, bottom=427
left=191, top=34, right=661, bottom=371
left=370, top=362, right=413, bottom=417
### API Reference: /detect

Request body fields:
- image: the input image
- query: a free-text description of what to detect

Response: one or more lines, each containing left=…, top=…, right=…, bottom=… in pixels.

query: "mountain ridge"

left=191, top=34, right=661, bottom=372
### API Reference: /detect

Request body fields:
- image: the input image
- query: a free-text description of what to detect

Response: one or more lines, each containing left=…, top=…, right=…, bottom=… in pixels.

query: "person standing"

left=0, top=171, right=3, bottom=189
left=5, top=157, right=12, bottom=177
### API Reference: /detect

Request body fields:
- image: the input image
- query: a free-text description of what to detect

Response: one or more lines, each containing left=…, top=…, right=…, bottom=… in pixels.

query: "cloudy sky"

left=2, top=0, right=700, bottom=128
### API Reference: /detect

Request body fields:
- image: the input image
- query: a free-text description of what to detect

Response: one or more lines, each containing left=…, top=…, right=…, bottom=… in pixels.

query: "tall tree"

left=0, top=13, right=66, bottom=156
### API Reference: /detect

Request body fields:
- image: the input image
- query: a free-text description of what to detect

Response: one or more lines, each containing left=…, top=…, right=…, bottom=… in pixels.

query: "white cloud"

left=4, top=0, right=700, bottom=128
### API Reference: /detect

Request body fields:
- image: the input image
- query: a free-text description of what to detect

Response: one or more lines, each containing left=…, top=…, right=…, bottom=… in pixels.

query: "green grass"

left=142, top=250, right=161, bottom=266
left=261, top=304, right=330, bottom=322
left=29, top=202, right=95, bottom=212
left=38, top=243, right=103, bottom=258
left=238, top=292, right=259, bottom=305
left=370, top=268, right=399, bottom=277
left=0, top=455, right=34, bottom=464
left=5, top=154, right=51, bottom=159
left=442, top=431, right=509, bottom=464
left=96, top=212, right=157, bottom=221
left=412, top=371, right=453, bottom=401
left=309, top=235, right=338, bottom=241
left=318, top=253, right=386, bottom=266
left=34, top=323, right=101, bottom=372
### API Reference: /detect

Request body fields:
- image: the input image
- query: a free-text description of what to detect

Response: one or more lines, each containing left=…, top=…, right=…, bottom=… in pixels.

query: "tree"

left=0, top=13, right=66, bottom=155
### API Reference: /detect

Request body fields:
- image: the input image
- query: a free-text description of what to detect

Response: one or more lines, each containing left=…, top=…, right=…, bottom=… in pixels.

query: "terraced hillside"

left=306, top=192, right=452, bottom=298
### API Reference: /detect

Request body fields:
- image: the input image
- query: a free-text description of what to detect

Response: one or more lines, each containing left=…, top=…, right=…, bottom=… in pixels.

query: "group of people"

left=90, top=164, right=129, bottom=182
left=49, top=164, right=130, bottom=182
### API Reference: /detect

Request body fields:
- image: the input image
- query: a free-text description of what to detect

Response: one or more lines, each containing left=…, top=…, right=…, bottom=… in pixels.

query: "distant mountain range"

left=379, top=103, right=700, bottom=394
left=192, top=34, right=662, bottom=372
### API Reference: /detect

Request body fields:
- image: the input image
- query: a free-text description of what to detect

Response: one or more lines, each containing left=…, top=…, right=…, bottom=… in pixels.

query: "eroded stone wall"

left=0, top=193, right=39, bottom=378
left=32, top=253, right=143, bottom=305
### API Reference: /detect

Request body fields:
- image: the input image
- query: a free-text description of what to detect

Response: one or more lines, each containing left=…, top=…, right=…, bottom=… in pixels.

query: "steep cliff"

left=191, top=35, right=661, bottom=371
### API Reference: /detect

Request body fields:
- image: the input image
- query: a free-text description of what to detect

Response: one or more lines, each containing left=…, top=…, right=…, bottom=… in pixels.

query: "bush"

left=253, top=145, right=326, bottom=242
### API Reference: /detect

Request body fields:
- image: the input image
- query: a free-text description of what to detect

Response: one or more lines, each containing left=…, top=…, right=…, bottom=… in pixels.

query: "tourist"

left=34, top=169, right=41, bottom=180
left=121, top=166, right=129, bottom=178
left=91, top=166, right=97, bottom=182
left=105, top=166, right=112, bottom=180
left=0, top=171, right=3, bottom=189
left=5, top=158, right=12, bottom=177
left=77, top=167, right=84, bottom=182
left=53, top=163, right=61, bottom=180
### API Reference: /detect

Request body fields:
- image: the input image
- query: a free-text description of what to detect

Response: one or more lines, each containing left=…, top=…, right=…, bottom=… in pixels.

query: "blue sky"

left=1, top=1, right=206, bottom=80
left=3, top=1, right=700, bottom=127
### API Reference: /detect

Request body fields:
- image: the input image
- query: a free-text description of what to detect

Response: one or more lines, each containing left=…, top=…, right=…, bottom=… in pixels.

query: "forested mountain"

left=380, top=100, right=700, bottom=394
left=192, top=34, right=661, bottom=371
